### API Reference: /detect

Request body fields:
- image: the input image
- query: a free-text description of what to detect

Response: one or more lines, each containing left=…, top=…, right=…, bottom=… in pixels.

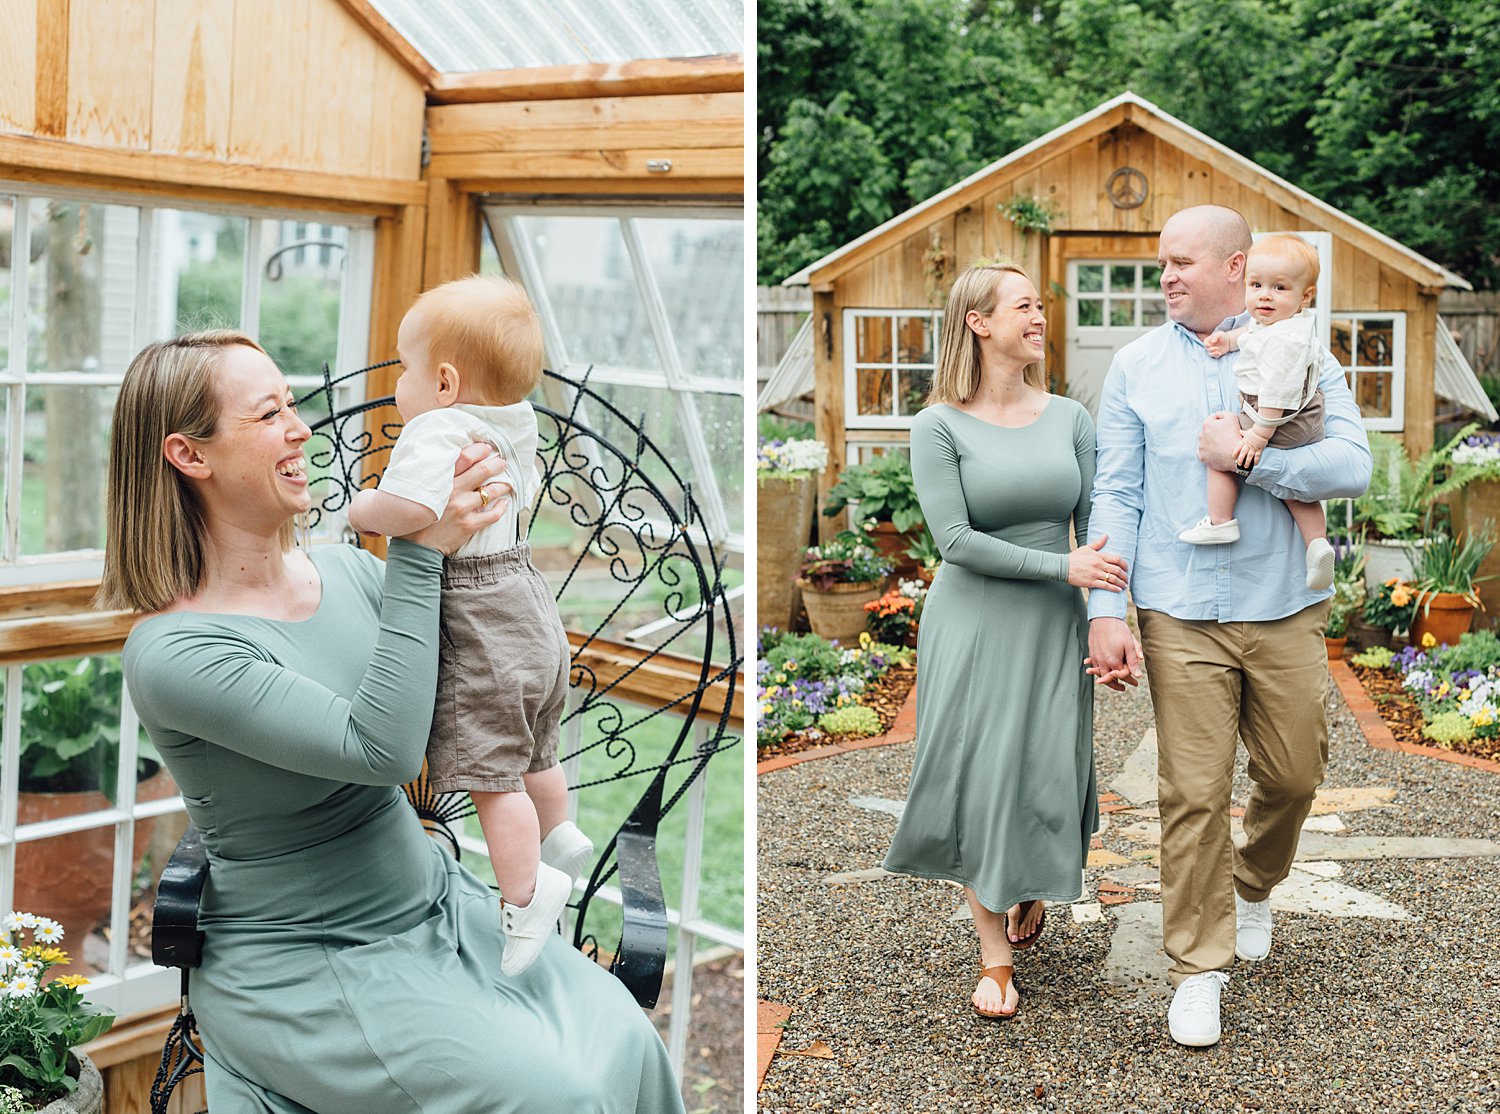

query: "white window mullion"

left=335, top=226, right=375, bottom=377
left=132, top=207, right=154, bottom=350
left=241, top=219, right=264, bottom=338
left=498, top=216, right=572, bottom=374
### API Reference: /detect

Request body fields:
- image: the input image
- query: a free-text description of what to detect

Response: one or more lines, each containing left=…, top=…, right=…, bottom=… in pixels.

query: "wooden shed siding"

left=0, top=0, right=40, bottom=134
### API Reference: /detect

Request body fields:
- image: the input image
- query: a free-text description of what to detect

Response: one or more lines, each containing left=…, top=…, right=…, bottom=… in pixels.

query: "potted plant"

left=1447, top=430, right=1500, bottom=630
left=1406, top=529, right=1497, bottom=648
left=0, top=912, right=115, bottom=1114
left=756, top=431, right=830, bottom=634
left=16, top=658, right=174, bottom=974
left=1325, top=541, right=1367, bottom=658
left=1362, top=578, right=1418, bottom=646
left=822, top=453, right=923, bottom=576
left=796, top=530, right=894, bottom=643
left=904, top=525, right=942, bottom=585
left=864, top=581, right=924, bottom=647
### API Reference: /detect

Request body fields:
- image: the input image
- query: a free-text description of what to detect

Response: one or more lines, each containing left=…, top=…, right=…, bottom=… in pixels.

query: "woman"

left=98, top=331, right=684, bottom=1113
left=882, top=264, right=1133, bottom=1019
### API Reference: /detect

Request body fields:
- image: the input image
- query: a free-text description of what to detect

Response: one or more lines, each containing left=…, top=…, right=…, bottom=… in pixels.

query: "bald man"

left=1086, top=206, right=1371, bottom=1046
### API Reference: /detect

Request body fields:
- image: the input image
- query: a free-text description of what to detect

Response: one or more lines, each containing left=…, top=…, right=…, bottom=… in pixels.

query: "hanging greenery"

left=997, top=195, right=1062, bottom=236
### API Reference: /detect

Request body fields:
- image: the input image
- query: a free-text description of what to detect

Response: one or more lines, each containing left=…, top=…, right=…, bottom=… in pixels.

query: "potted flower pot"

left=757, top=474, right=817, bottom=633
left=1325, top=635, right=1347, bottom=660
left=866, top=521, right=923, bottom=579
left=1363, top=537, right=1423, bottom=590
left=34, top=1053, right=103, bottom=1114
left=1409, top=591, right=1478, bottom=648
left=796, top=578, right=885, bottom=643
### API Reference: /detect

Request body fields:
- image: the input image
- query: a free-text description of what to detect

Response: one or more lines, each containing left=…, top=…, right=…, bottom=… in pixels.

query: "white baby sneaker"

left=540, top=820, right=595, bottom=889
left=500, top=862, right=571, bottom=977
left=1178, top=517, right=1240, bottom=545
left=1167, top=970, right=1230, bottom=1047
left=1235, top=892, right=1273, bottom=961
left=1305, top=538, right=1335, bottom=591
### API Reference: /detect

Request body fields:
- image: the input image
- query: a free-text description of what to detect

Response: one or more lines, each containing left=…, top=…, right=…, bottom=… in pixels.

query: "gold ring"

left=478, top=488, right=490, bottom=509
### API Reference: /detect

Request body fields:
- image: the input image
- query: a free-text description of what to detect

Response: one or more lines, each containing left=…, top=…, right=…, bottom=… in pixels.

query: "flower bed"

left=756, top=629, right=915, bottom=757
left=1347, top=631, right=1500, bottom=763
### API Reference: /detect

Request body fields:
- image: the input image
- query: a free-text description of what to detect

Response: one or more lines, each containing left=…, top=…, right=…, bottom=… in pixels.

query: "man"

left=1086, top=205, right=1372, bottom=1047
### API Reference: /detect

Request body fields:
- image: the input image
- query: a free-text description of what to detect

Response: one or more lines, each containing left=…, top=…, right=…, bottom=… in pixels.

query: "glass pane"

left=1077, top=299, right=1103, bottom=327
left=1329, top=319, right=1353, bottom=367
left=0, top=195, right=13, bottom=368
left=12, top=831, right=115, bottom=977
left=257, top=219, right=347, bottom=378
left=1357, top=319, right=1395, bottom=369
left=479, top=220, right=504, bottom=277
left=28, top=198, right=140, bottom=376
left=1109, top=265, right=1136, bottom=292
left=636, top=217, right=742, bottom=381
left=21, top=385, right=115, bottom=554
left=856, top=366, right=892, bottom=416
left=0, top=390, right=9, bottom=560
left=1141, top=298, right=1167, bottom=327
left=1077, top=265, right=1103, bottom=293
left=1142, top=265, right=1163, bottom=290
left=1356, top=371, right=1393, bottom=419
left=895, top=316, right=933, bottom=364
left=855, top=316, right=892, bottom=364
left=511, top=215, right=662, bottom=372
left=150, top=210, right=247, bottom=336
left=897, top=368, right=931, bottom=416
left=696, top=390, right=742, bottom=536
left=1109, top=300, right=1134, bottom=327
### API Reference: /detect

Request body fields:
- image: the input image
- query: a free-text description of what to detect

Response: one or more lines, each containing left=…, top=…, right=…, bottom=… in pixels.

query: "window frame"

left=841, top=308, right=942, bottom=431
left=1331, top=310, right=1407, bottom=433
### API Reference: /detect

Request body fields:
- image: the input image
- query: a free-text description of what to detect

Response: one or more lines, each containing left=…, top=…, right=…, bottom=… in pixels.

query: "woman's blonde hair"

left=927, top=262, right=1046, bottom=406
left=95, top=330, right=293, bottom=613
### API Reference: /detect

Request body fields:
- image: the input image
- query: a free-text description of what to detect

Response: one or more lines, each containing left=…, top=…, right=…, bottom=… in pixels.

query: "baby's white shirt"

left=1234, top=308, right=1323, bottom=411
left=376, top=401, right=541, bottom=559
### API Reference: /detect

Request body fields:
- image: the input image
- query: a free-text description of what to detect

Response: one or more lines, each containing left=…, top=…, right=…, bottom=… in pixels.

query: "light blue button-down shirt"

left=1087, top=313, right=1373, bottom=623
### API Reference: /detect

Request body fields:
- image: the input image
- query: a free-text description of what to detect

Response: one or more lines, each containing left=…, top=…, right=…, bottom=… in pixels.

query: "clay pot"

left=757, top=475, right=817, bottom=633
left=1408, top=591, right=1477, bottom=649
left=1325, top=636, right=1347, bottom=660
left=866, top=521, right=922, bottom=579
left=796, top=578, right=884, bottom=644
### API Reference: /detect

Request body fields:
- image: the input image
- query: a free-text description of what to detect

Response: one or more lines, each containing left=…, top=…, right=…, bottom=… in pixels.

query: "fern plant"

left=1354, top=424, right=1486, bottom=540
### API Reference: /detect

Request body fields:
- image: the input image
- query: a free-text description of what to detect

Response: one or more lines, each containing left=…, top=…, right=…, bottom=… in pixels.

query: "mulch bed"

left=1348, top=660, right=1500, bottom=764
left=755, top=662, right=916, bottom=760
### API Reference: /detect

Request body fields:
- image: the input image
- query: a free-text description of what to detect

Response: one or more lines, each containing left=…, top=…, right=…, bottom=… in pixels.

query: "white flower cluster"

left=1451, top=440, right=1500, bottom=468
left=0, top=912, right=64, bottom=999
left=759, top=438, right=829, bottom=477
left=896, top=578, right=928, bottom=601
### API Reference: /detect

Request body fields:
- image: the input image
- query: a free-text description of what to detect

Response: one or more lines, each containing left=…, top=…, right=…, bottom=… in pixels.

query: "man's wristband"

left=1235, top=455, right=1255, bottom=479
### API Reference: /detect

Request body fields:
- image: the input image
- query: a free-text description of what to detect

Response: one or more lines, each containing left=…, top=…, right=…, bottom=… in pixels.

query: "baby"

left=1178, top=233, right=1336, bottom=591
left=349, top=275, right=592, bottom=977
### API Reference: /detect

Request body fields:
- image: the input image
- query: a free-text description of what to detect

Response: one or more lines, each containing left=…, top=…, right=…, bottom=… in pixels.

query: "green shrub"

left=1422, top=711, right=1474, bottom=745
left=1349, top=645, right=1395, bottom=669
left=1431, top=629, right=1500, bottom=675
left=761, top=632, right=846, bottom=682
left=817, top=704, right=882, bottom=737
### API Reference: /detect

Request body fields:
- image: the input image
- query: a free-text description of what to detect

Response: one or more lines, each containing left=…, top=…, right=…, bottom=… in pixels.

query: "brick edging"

left=756, top=1000, right=793, bottom=1091
left=756, top=682, right=918, bottom=775
left=1330, top=657, right=1500, bottom=774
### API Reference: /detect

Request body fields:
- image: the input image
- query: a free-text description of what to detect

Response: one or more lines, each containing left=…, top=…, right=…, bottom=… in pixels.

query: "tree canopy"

left=758, top=0, right=1500, bottom=288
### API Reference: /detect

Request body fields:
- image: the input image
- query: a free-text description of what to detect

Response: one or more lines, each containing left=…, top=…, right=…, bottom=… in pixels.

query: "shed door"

left=1064, top=260, right=1165, bottom=416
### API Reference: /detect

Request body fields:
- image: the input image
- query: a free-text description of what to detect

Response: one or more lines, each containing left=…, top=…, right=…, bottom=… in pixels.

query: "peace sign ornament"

left=1106, top=166, right=1148, bottom=210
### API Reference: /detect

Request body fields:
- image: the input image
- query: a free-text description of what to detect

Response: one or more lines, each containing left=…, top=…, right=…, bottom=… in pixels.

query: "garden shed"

left=0, top=1, right=744, bottom=1109
left=778, top=92, right=1490, bottom=533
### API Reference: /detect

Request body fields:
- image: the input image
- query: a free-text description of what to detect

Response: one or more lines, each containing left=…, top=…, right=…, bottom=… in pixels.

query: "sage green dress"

left=124, top=539, right=683, bottom=1114
left=884, top=400, right=1100, bottom=912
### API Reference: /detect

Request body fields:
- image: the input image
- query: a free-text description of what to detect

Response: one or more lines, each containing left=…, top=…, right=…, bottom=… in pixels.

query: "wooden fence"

left=1439, top=290, right=1499, bottom=379
left=757, top=285, right=811, bottom=396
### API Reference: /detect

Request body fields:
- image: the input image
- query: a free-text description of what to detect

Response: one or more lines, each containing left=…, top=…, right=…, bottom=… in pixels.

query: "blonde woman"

left=883, top=264, right=1134, bottom=1019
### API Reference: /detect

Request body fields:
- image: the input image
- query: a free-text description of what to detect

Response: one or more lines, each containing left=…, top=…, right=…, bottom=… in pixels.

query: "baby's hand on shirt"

left=1205, top=331, right=1232, bottom=358
left=1234, top=437, right=1264, bottom=469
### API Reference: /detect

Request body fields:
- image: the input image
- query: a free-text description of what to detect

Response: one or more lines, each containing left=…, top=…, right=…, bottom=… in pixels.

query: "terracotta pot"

left=866, top=521, right=923, bottom=579
left=34, top=1053, right=103, bottom=1114
left=1325, top=635, right=1347, bottom=660
left=1408, top=591, right=1477, bottom=649
left=14, top=764, right=175, bottom=976
left=1452, top=479, right=1500, bottom=630
left=757, top=475, right=817, bottom=633
left=796, top=578, right=884, bottom=644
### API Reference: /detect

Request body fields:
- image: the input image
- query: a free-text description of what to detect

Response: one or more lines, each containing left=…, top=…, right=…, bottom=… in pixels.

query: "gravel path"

left=757, top=677, right=1500, bottom=1112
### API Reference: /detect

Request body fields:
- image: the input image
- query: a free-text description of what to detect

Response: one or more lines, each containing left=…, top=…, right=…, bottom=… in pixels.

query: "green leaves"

left=822, top=452, right=922, bottom=529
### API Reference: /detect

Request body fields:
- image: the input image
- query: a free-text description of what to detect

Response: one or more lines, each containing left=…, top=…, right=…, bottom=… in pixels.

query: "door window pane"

left=258, top=220, right=347, bottom=378
left=0, top=195, right=13, bottom=368
left=636, top=217, right=741, bottom=381
left=21, top=385, right=115, bottom=554
left=28, top=199, right=140, bottom=376
left=151, top=210, right=247, bottom=335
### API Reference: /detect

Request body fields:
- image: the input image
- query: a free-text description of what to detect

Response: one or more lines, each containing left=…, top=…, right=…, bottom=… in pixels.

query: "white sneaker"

left=500, top=862, right=571, bottom=977
left=1168, top=971, right=1230, bottom=1047
left=1235, top=892, right=1273, bottom=961
left=1178, top=517, right=1240, bottom=545
left=1305, top=538, right=1335, bottom=591
left=540, top=820, right=595, bottom=889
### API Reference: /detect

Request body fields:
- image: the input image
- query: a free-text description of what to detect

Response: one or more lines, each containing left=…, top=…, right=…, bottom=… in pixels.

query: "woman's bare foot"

left=1007, top=900, right=1045, bottom=944
left=973, top=964, right=1019, bottom=1017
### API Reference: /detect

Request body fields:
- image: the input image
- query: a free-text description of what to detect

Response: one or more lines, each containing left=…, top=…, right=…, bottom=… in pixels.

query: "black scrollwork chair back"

left=149, top=365, right=740, bottom=1113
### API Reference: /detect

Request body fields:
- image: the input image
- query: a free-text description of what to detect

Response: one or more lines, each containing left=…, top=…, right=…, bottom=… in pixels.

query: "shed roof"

left=783, top=92, right=1470, bottom=293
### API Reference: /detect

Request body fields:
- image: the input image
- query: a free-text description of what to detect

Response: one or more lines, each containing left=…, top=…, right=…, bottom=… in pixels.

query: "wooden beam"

left=426, top=93, right=743, bottom=154
left=427, top=148, right=743, bottom=184
left=428, top=55, right=744, bottom=105
left=453, top=177, right=742, bottom=198
left=569, top=632, right=743, bottom=727
left=34, top=0, right=69, bottom=137
left=420, top=177, right=480, bottom=290
left=0, top=133, right=425, bottom=211
left=329, top=0, right=437, bottom=88
left=0, top=609, right=134, bottom=666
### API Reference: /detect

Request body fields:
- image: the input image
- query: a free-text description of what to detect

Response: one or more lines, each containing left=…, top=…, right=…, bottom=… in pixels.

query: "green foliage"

left=1355, top=426, right=1482, bottom=539
left=1363, top=579, right=1417, bottom=633
left=816, top=704, right=883, bottom=737
left=1430, top=629, right=1500, bottom=675
left=1422, top=710, right=1475, bottom=744
left=760, top=631, right=849, bottom=682
left=1350, top=645, right=1395, bottom=669
left=998, top=195, right=1062, bottom=235
left=799, top=530, right=894, bottom=588
left=904, top=524, right=940, bottom=569
left=1326, top=575, right=1367, bottom=638
left=1409, top=528, right=1496, bottom=606
left=759, top=0, right=1500, bottom=288
left=758, top=414, right=816, bottom=442
left=823, top=453, right=922, bottom=531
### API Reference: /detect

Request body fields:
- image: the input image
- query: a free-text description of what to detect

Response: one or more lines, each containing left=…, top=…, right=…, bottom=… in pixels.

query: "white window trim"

left=842, top=308, right=941, bottom=430
left=1069, top=260, right=1167, bottom=330
left=1333, top=310, right=1407, bottom=433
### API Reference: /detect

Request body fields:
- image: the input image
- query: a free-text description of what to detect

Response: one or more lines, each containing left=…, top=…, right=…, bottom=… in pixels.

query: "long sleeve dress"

left=883, top=400, right=1099, bottom=913
left=124, top=539, right=684, bottom=1114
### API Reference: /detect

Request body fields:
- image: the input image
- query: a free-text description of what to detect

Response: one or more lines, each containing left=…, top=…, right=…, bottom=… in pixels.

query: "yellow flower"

left=1391, top=586, right=1412, bottom=607
left=1421, top=632, right=1437, bottom=648
left=849, top=649, right=863, bottom=660
left=791, top=699, right=802, bottom=708
left=33, top=947, right=67, bottom=965
left=54, top=974, right=90, bottom=988
left=767, top=686, right=781, bottom=697
left=785, top=660, right=798, bottom=672
left=859, top=631, right=873, bottom=646
left=775, top=673, right=787, bottom=683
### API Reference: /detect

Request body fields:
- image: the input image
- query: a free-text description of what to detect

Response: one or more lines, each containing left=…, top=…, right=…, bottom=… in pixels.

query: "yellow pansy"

left=1421, top=632, right=1437, bottom=648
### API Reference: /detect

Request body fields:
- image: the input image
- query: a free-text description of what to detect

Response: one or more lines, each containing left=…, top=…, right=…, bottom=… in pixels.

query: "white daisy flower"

left=8, top=975, right=36, bottom=997
left=16, top=914, right=37, bottom=929
left=2, top=913, right=22, bottom=933
left=32, top=920, right=63, bottom=944
left=0, top=945, right=19, bottom=966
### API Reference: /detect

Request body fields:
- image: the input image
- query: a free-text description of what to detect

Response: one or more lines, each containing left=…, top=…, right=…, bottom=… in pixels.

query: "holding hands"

left=1234, top=425, right=1270, bottom=469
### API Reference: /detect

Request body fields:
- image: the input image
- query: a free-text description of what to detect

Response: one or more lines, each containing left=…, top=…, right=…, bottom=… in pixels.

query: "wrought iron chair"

left=149, top=364, right=740, bottom=1112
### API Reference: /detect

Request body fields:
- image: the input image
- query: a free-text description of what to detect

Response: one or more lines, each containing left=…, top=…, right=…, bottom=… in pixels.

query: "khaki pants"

left=1137, top=602, right=1331, bottom=984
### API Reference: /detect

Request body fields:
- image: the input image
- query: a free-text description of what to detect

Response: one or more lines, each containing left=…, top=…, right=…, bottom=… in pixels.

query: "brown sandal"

left=972, top=964, right=1018, bottom=1019
left=1010, top=900, right=1047, bottom=951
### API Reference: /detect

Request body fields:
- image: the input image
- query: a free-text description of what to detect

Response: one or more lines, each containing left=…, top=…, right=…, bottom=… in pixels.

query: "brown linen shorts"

left=1238, top=387, right=1325, bottom=449
left=426, top=543, right=572, bottom=794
